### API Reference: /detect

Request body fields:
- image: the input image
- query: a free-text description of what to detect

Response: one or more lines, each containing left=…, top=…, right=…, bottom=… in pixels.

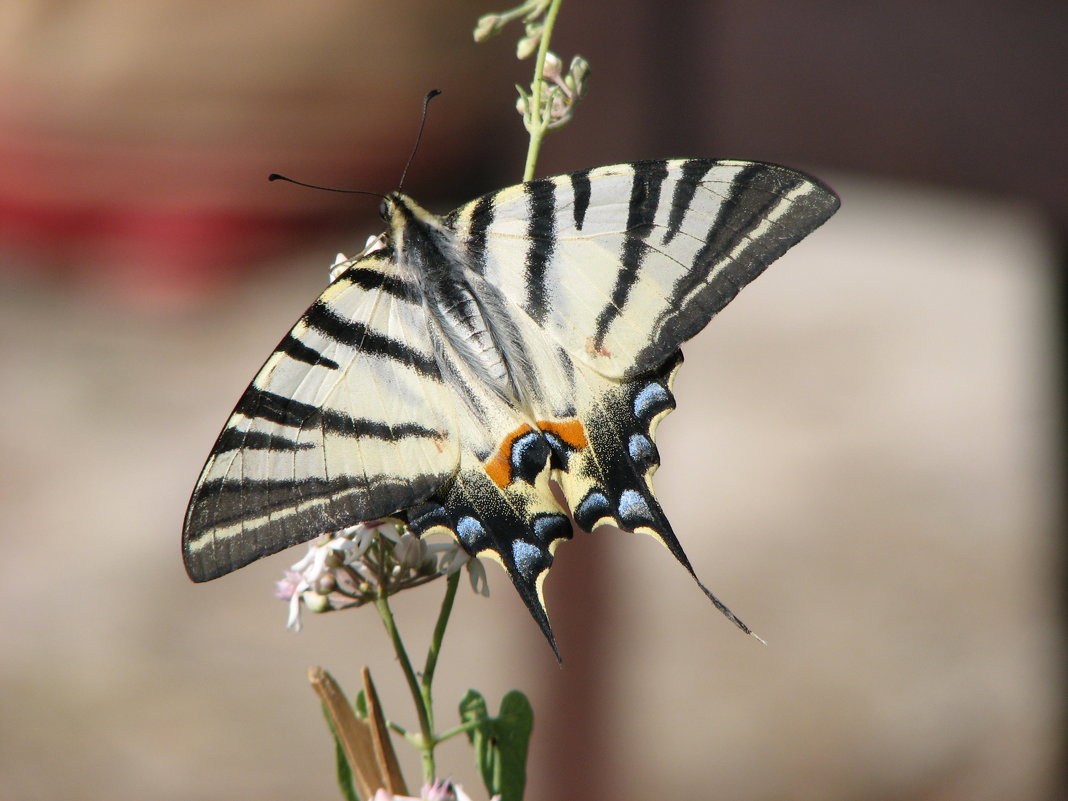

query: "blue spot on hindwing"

left=456, top=516, right=488, bottom=550
left=511, top=541, right=547, bottom=580
left=618, top=489, right=654, bottom=527
left=633, top=382, right=672, bottom=420
left=511, top=431, right=550, bottom=484
left=532, top=513, right=572, bottom=546
left=628, top=433, right=658, bottom=469
left=574, top=490, right=613, bottom=531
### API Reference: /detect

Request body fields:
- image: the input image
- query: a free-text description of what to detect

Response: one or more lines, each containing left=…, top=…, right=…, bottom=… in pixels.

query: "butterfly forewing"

left=183, top=252, right=460, bottom=582
left=451, top=159, right=839, bottom=379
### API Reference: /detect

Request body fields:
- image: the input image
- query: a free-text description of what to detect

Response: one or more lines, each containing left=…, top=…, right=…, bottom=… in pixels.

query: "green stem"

left=522, top=0, right=563, bottom=181
left=423, top=570, right=461, bottom=687
left=436, top=719, right=482, bottom=742
left=413, top=569, right=461, bottom=779
left=375, top=587, right=436, bottom=782
left=374, top=562, right=464, bottom=786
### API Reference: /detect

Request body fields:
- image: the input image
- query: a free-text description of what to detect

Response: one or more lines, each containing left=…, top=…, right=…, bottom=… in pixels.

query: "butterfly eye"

left=378, top=199, right=390, bottom=220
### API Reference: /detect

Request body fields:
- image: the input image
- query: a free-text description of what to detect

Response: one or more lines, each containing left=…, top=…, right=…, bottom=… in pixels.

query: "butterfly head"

left=378, top=192, right=452, bottom=264
left=378, top=192, right=428, bottom=224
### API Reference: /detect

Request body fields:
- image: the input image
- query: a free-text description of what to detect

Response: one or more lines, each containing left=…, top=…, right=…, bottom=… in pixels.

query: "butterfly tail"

left=561, top=351, right=761, bottom=640
left=407, top=470, right=573, bottom=662
left=630, top=487, right=760, bottom=640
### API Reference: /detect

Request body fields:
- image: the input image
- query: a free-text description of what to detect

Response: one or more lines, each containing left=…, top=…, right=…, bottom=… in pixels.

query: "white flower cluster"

left=531, top=51, right=589, bottom=130
left=474, top=1, right=588, bottom=132
left=275, top=521, right=489, bottom=631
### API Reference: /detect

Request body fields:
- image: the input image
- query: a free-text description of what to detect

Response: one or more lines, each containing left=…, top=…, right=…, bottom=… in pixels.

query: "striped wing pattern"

left=183, top=158, right=839, bottom=653
left=449, top=159, right=839, bottom=378
left=183, top=254, right=460, bottom=582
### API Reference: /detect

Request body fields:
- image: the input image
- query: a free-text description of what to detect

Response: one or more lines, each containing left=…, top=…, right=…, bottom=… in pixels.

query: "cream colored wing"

left=183, top=253, right=460, bottom=581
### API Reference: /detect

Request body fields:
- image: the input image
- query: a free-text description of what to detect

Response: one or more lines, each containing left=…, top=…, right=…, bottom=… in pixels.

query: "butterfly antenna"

left=267, top=174, right=384, bottom=200
left=397, top=89, right=442, bottom=192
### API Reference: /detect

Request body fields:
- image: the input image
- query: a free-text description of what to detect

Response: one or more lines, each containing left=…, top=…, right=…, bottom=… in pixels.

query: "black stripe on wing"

left=342, top=265, right=420, bottom=302
left=523, top=178, right=557, bottom=324
left=303, top=301, right=438, bottom=378
left=233, top=389, right=443, bottom=440
left=184, top=471, right=446, bottom=582
left=662, top=159, right=711, bottom=245
left=458, top=193, right=495, bottom=276
left=210, top=428, right=316, bottom=455
left=630, top=162, right=840, bottom=375
left=570, top=169, right=592, bottom=230
left=592, top=161, right=669, bottom=349
left=277, top=333, right=340, bottom=370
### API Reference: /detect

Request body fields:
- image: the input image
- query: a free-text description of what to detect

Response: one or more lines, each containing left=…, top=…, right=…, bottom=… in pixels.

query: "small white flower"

left=328, top=252, right=350, bottom=283
left=278, top=524, right=379, bottom=629
left=541, top=51, right=563, bottom=82
left=359, top=233, right=388, bottom=257
left=465, top=557, right=490, bottom=597
left=473, top=12, right=503, bottom=41
left=393, top=532, right=428, bottom=570
left=277, top=522, right=489, bottom=629
left=328, top=234, right=388, bottom=282
left=432, top=542, right=467, bottom=574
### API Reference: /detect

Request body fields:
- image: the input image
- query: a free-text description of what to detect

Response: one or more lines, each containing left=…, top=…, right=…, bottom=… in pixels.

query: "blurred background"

left=1, top=1, right=1065, bottom=800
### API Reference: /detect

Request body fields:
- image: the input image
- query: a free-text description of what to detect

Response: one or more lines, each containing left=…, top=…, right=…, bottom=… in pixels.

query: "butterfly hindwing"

left=183, top=252, right=460, bottom=581
left=415, top=161, right=838, bottom=642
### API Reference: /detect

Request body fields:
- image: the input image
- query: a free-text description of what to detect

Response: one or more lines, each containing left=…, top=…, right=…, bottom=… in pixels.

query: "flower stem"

left=374, top=589, right=436, bottom=782
left=423, top=569, right=461, bottom=688
left=522, top=0, right=564, bottom=182
left=374, top=563, right=463, bottom=786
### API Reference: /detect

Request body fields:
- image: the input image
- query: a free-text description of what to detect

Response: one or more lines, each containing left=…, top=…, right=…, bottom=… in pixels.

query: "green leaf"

left=323, top=703, right=360, bottom=801
left=354, top=689, right=368, bottom=719
left=459, top=690, right=533, bottom=801
left=334, top=733, right=360, bottom=801
left=459, top=691, right=495, bottom=797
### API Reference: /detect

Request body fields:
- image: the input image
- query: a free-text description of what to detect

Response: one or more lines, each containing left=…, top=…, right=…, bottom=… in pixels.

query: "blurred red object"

left=0, top=0, right=490, bottom=305
left=0, top=126, right=339, bottom=302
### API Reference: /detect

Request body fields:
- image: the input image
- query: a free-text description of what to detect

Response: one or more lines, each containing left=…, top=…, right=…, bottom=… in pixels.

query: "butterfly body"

left=183, top=159, right=839, bottom=653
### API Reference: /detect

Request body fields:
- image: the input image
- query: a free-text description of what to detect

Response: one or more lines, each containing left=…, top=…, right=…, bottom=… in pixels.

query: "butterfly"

left=183, top=158, right=839, bottom=655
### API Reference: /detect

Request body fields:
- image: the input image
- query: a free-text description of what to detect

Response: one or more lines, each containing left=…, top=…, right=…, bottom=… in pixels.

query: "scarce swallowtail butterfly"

left=183, top=159, right=839, bottom=653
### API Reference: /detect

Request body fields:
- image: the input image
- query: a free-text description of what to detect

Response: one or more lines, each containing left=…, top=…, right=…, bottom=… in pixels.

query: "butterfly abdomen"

left=387, top=192, right=529, bottom=409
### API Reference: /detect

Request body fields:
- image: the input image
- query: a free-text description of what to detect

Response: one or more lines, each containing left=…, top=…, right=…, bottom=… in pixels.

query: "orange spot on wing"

left=483, top=419, right=588, bottom=489
left=537, top=418, right=588, bottom=449
left=484, top=423, right=534, bottom=489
